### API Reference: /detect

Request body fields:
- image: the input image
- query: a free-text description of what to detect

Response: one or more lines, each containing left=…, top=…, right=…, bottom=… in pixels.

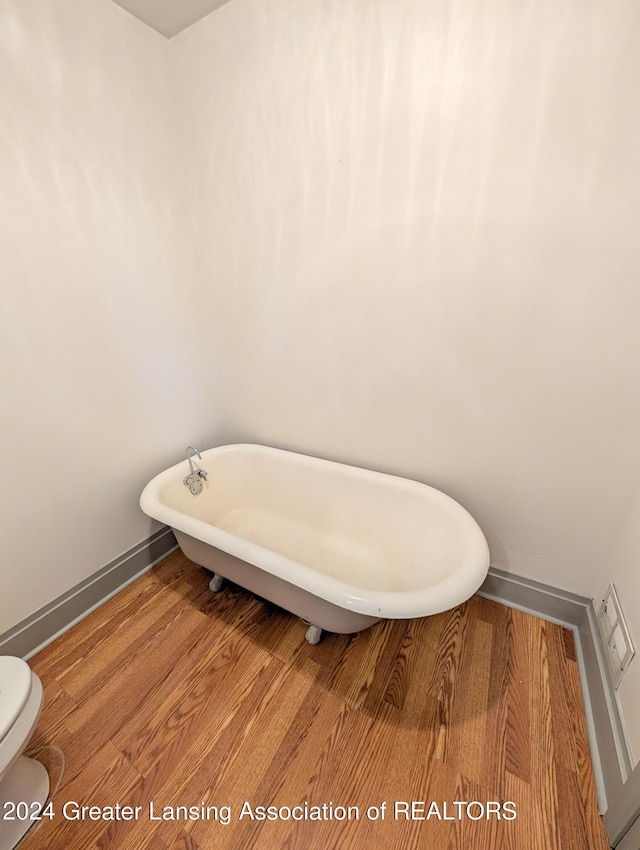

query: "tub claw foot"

left=209, top=573, right=224, bottom=592
left=305, top=624, right=322, bottom=645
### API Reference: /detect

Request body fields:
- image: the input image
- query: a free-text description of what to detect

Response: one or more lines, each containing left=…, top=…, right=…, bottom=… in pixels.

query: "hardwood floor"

left=21, top=551, right=610, bottom=849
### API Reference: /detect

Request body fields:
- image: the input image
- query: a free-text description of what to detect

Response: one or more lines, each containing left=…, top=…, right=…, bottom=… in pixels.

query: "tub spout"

left=186, top=446, right=203, bottom=475
left=184, top=446, right=208, bottom=494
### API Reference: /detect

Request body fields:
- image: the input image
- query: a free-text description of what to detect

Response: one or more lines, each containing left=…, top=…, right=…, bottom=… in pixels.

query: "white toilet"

left=0, top=657, right=49, bottom=850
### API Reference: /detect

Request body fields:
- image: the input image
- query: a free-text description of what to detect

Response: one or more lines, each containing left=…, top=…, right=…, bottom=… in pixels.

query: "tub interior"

left=155, top=446, right=484, bottom=594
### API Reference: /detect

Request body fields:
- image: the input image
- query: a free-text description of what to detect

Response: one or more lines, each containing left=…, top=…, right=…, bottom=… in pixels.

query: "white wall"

left=0, top=0, right=217, bottom=632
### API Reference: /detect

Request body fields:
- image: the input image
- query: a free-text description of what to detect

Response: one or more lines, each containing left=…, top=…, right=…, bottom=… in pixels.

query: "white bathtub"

left=140, top=444, right=490, bottom=640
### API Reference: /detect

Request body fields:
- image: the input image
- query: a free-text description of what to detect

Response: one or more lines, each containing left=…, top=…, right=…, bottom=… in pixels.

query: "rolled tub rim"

left=140, top=443, right=491, bottom=619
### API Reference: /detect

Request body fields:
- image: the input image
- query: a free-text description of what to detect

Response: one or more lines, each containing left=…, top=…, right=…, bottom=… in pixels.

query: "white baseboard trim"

left=479, top=566, right=633, bottom=822
left=0, top=527, right=178, bottom=660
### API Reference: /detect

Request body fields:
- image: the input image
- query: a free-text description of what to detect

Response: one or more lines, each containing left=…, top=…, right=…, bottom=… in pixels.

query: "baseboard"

left=479, top=566, right=590, bottom=628
left=0, top=527, right=177, bottom=660
left=479, top=566, right=633, bottom=818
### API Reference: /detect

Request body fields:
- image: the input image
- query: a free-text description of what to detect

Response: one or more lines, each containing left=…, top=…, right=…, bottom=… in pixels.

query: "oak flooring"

left=21, top=551, right=610, bottom=849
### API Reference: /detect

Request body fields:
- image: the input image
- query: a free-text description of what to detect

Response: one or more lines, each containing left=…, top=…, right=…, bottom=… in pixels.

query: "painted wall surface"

left=0, top=0, right=216, bottom=632
left=172, top=0, right=640, bottom=595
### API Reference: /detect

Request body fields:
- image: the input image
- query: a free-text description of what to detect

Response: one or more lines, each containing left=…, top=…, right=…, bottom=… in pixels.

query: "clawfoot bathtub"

left=140, top=444, right=490, bottom=643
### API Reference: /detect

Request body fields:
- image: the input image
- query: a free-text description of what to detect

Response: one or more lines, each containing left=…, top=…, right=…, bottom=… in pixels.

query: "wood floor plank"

left=445, top=614, right=493, bottom=786
left=545, top=623, right=580, bottom=772
left=112, top=602, right=273, bottom=770
left=27, top=677, right=78, bottom=746
left=25, top=741, right=142, bottom=850
left=189, top=658, right=329, bottom=849
left=20, top=551, right=610, bottom=850
left=173, top=832, right=201, bottom=850
left=559, top=634, right=607, bottom=843
left=55, top=590, right=185, bottom=703
left=526, top=616, right=563, bottom=849
left=504, top=608, right=532, bottom=786
left=30, top=575, right=157, bottom=680
left=95, top=657, right=288, bottom=850
left=477, top=600, right=511, bottom=792
left=389, top=614, right=445, bottom=732
left=447, top=773, right=506, bottom=850
left=554, top=762, right=591, bottom=850
left=56, top=605, right=208, bottom=786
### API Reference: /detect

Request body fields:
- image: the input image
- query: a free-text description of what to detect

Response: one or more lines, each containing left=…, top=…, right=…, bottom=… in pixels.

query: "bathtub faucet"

left=184, top=446, right=208, bottom=495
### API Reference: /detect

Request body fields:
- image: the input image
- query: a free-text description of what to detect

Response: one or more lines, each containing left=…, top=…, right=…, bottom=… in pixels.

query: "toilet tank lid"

left=0, top=656, right=32, bottom=742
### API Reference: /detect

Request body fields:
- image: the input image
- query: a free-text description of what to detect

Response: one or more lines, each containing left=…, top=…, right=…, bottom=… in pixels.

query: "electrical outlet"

left=600, top=593, right=618, bottom=636
left=597, top=584, right=635, bottom=690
